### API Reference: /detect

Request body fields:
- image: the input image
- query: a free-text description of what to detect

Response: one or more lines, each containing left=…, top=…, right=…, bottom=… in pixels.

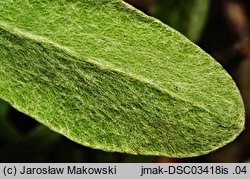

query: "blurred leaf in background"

left=0, top=99, right=21, bottom=143
left=153, top=0, right=210, bottom=42
left=0, top=99, right=9, bottom=117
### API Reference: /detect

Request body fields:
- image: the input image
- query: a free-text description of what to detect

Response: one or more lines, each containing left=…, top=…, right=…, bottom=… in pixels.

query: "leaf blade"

left=0, top=0, right=245, bottom=157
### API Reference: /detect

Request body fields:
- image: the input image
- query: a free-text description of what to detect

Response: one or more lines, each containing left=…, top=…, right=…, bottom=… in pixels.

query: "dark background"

left=0, top=0, right=250, bottom=162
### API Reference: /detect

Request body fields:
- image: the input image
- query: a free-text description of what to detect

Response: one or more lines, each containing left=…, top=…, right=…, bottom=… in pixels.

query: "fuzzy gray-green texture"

left=0, top=0, right=245, bottom=157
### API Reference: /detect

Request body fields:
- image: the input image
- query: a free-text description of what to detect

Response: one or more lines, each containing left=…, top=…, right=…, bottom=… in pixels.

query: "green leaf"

left=0, top=99, right=9, bottom=116
left=0, top=0, right=244, bottom=157
left=0, top=99, right=21, bottom=143
left=154, top=0, right=210, bottom=42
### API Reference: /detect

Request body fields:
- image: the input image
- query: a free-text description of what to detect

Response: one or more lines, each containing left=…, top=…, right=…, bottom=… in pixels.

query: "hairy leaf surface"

left=0, top=0, right=245, bottom=157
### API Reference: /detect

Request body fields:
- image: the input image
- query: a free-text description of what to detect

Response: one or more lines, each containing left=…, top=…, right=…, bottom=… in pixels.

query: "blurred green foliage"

left=154, top=0, right=210, bottom=42
left=0, top=99, right=21, bottom=143
left=0, top=99, right=8, bottom=116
